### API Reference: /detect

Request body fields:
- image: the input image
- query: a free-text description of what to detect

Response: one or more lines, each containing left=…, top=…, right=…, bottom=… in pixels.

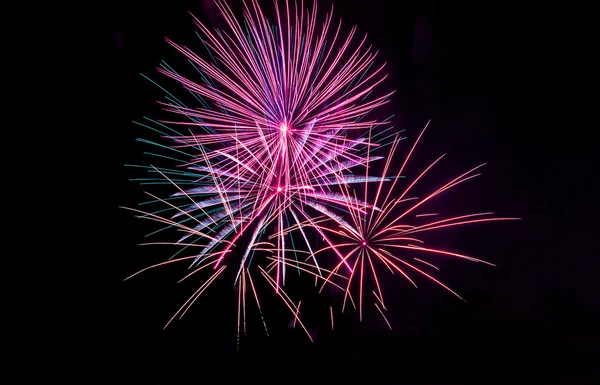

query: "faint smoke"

left=112, top=31, right=125, bottom=49
left=201, top=0, right=218, bottom=23
left=411, top=15, right=432, bottom=66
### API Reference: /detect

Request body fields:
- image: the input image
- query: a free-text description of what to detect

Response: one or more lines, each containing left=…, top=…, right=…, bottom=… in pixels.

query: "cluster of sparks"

left=124, top=0, right=518, bottom=343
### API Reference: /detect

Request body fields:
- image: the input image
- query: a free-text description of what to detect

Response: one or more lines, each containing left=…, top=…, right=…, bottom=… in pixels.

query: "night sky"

left=104, top=1, right=598, bottom=383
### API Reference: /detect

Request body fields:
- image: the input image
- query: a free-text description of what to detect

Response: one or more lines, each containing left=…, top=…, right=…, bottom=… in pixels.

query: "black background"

left=103, top=1, right=598, bottom=384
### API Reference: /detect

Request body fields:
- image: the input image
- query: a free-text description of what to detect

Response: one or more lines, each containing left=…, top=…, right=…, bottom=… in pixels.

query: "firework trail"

left=124, top=0, right=394, bottom=339
left=285, top=121, right=519, bottom=326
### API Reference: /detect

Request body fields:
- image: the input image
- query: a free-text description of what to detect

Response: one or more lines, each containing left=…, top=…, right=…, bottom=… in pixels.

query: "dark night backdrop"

left=103, top=1, right=598, bottom=384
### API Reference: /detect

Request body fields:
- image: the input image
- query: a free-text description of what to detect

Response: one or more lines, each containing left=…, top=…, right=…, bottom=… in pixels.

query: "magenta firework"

left=124, top=0, right=516, bottom=340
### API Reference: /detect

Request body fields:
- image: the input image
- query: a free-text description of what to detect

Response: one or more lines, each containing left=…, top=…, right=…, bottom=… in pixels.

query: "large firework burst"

left=125, top=0, right=392, bottom=335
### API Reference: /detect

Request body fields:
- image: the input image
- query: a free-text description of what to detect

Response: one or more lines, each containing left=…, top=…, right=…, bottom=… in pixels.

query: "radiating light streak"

left=415, top=213, right=438, bottom=217
left=374, top=303, right=392, bottom=329
left=330, top=306, right=334, bottom=330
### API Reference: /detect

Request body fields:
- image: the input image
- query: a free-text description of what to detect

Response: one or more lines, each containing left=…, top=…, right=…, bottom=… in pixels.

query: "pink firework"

left=124, top=0, right=393, bottom=338
left=296, top=121, right=520, bottom=326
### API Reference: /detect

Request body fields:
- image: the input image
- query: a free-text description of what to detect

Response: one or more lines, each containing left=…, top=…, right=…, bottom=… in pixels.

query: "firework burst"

left=289, top=121, right=519, bottom=326
left=124, top=0, right=393, bottom=337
